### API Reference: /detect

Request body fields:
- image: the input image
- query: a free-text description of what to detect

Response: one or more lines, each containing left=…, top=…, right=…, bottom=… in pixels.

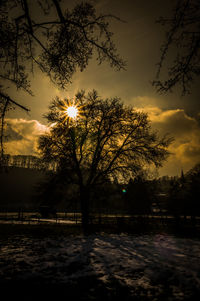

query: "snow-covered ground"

left=0, top=232, right=200, bottom=300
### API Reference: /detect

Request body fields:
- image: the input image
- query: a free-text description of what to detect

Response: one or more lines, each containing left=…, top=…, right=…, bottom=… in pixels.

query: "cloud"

left=135, top=105, right=200, bottom=176
left=5, top=118, right=48, bottom=155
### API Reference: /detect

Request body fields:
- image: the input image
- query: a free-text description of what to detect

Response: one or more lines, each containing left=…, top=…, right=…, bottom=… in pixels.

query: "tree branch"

left=0, top=92, right=30, bottom=112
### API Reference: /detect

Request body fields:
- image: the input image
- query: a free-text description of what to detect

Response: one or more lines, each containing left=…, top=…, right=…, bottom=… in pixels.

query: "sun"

left=66, top=105, right=78, bottom=119
left=59, top=97, right=83, bottom=124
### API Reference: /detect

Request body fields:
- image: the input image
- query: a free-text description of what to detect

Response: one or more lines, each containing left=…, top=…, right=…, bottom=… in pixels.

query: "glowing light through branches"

left=66, top=105, right=78, bottom=119
left=59, top=97, right=83, bottom=124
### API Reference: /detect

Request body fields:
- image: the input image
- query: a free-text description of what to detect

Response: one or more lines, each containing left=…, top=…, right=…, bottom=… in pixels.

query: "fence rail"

left=0, top=211, right=199, bottom=226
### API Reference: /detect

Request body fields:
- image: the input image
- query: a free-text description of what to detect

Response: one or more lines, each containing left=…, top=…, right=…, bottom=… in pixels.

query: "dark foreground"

left=0, top=223, right=200, bottom=301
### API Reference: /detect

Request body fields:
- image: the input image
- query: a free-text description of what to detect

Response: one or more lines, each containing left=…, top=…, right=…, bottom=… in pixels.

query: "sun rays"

left=59, top=97, right=83, bottom=124
left=66, top=105, right=78, bottom=119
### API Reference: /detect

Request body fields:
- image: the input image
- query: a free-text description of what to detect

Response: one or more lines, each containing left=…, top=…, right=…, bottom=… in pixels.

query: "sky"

left=4, top=0, right=200, bottom=177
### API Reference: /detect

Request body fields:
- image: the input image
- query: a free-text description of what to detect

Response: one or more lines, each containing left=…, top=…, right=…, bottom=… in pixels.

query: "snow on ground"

left=0, top=232, right=200, bottom=300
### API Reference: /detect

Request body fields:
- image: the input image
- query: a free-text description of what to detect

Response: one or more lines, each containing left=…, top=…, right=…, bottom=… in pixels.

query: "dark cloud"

left=183, top=145, right=200, bottom=160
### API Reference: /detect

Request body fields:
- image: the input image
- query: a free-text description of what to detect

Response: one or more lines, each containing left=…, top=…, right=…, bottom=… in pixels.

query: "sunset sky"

left=5, top=0, right=200, bottom=177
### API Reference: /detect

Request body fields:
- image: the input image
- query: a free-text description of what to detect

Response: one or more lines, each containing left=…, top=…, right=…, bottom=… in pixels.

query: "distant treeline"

left=1, top=155, right=200, bottom=219
left=2, top=154, right=56, bottom=170
left=35, top=163, right=200, bottom=219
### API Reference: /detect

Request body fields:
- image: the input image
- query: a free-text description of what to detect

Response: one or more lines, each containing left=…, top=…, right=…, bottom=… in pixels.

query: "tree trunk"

left=80, top=186, right=90, bottom=234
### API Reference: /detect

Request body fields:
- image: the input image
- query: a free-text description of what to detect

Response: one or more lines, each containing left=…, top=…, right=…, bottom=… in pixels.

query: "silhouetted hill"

left=0, top=167, right=47, bottom=210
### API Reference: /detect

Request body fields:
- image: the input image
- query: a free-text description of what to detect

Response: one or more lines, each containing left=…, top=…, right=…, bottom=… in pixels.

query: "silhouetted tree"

left=0, top=0, right=125, bottom=163
left=38, top=90, right=172, bottom=231
left=186, top=163, right=200, bottom=219
left=186, top=162, right=200, bottom=178
left=34, top=171, right=79, bottom=214
left=166, top=166, right=200, bottom=220
left=125, top=176, right=152, bottom=215
left=167, top=176, right=189, bottom=219
left=153, top=0, right=200, bottom=95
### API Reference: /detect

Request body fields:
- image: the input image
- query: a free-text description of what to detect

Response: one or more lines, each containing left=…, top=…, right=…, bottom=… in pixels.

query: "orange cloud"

left=5, top=118, right=48, bottom=155
left=135, top=106, right=200, bottom=176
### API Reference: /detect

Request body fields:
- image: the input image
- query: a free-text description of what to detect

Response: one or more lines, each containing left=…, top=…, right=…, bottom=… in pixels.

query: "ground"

left=0, top=224, right=200, bottom=300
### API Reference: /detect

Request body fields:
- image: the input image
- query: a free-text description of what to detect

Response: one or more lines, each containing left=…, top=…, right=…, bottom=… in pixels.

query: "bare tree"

left=0, top=93, right=29, bottom=165
left=153, top=0, right=200, bottom=95
left=38, top=90, right=172, bottom=231
left=0, top=0, right=126, bottom=162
